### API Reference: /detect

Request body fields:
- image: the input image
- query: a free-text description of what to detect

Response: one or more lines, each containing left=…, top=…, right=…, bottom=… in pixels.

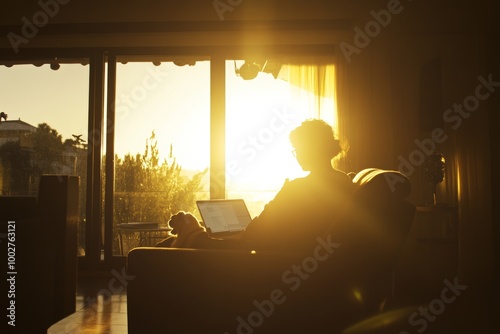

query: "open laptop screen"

left=196, top=199, right=252, bottom=235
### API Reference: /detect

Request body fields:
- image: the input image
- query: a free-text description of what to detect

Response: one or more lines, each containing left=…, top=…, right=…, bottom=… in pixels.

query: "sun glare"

left=225, top=61, right=309, bottom=198
left=112, top=60, right=335, bottom=200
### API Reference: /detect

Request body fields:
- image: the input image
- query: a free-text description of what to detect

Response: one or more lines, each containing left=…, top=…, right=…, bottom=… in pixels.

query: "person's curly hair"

left=289, top=119, right=342, bottom=158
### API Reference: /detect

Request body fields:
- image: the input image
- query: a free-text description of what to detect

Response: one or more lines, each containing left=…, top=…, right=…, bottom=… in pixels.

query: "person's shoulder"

left=284, top=175, right=310, bottom=188
left=335, top=170, right=354, bottom=184
left=284, top=171, right=353, bottom=190
left=273, top=176, right=310, bottom=195
left=327, top=170, right=355, bottom=193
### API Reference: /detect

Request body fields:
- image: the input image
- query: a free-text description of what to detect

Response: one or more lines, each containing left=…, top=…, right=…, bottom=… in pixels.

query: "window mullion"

left=210, top=55, right=226, bottom=199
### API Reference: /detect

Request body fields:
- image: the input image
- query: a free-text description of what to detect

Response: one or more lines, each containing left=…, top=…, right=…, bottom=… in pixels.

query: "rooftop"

left=0, top=119, right=37, bottom=132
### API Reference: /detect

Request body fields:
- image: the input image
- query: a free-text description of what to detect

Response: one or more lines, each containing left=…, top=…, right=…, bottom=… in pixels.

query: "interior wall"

left=343, top=30, right=496, bottom=284
left=438, top=35, right=494, bottom=285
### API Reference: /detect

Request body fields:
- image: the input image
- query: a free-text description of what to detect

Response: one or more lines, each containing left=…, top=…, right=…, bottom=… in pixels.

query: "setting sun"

left=225, top=60, right=309, bottom=193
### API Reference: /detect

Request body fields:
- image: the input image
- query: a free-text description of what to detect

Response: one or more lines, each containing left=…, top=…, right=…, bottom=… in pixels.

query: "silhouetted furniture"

left=347, top=168, right=416, bottom=309
left=126, top=168, right=416, bottom=333
left=116, top=222, right=171, bottom=255
left=0, top=175, right=79, bottom=334
left=395, top=204, right=459, bottom=303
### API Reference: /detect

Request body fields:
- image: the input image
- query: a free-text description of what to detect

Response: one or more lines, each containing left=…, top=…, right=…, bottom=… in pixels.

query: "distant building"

left=0, top=119, right=37, bottom=148
left=0, top=119, right=87, bottom=195
left=0, top=120, right=37, bottom=195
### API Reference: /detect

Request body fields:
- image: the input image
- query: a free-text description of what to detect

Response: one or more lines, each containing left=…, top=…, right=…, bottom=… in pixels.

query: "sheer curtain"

left=285, top=54, right=350, bottom=171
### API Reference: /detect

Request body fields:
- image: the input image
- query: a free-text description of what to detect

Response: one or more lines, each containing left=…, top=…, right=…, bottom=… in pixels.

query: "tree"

left=30, top=123, right=65, bottom=175
left=0, top=123, right=68, bottom=195
left=113, top=131, right=207, bottom=227
left=0, top=141, right=34, bottom=194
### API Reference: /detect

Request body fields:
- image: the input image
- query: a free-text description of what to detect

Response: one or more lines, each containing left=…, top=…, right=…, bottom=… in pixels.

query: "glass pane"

left=0, top=63, right=89, bottom=256
left=226, top=59, right=336, bottom=218
left=113, top=61, right=210, bottom=255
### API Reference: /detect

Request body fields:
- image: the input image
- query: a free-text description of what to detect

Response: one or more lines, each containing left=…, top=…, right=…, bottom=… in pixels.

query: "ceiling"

left=0, top=0, right=497, bottom=59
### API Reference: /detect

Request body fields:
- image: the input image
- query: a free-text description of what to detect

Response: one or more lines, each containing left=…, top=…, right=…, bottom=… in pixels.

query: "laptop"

left=196, top=199, right=252, bottom=239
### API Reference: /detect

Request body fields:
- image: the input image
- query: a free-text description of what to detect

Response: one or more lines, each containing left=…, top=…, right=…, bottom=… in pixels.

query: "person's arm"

left=240, top=179, right=297, bottom=250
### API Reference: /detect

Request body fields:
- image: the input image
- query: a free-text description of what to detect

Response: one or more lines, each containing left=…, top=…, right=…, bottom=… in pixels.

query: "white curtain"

left=285, top=55, right=350, bottom=171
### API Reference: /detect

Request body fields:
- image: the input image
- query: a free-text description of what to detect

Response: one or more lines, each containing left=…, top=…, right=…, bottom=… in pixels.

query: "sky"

left=0, top=64, right=89, bottom=141
left=0, top=60, right=326, bottom=191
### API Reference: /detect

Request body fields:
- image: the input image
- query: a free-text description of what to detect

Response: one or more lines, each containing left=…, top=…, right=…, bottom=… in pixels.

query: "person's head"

left=289, top=119, right=342, bottom=172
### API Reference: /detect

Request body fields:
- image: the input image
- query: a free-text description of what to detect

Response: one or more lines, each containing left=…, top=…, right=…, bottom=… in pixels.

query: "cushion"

left=352, top=168, right=411, bottom=200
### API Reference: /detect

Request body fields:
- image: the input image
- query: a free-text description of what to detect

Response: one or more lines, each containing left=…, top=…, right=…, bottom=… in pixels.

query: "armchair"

left=126, top=168, right=416, bottom=333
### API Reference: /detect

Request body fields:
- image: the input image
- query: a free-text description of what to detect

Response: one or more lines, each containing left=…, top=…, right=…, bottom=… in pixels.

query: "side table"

left=116, top=223, right=171, bottom=255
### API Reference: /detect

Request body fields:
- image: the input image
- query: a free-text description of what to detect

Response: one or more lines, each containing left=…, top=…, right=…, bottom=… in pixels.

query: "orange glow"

left=455, top=158, right=462, bottom=200
left=226, top=61, right=313, bottom=194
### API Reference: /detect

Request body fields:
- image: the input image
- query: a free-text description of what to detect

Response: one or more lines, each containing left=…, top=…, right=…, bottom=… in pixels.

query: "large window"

left=111, top=60, right=210, bottom=255
left=0, top=52, right=338, bottom=267
left=0, top=62, right=89, bottom=255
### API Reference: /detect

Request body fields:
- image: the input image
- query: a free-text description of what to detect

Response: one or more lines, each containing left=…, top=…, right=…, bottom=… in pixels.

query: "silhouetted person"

left=160, top=119, right=353, bottom=252
left=240, top=119, right=353, bottom=251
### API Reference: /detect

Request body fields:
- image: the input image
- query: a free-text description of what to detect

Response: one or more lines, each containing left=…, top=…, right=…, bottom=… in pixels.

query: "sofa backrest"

left=127, top=247, right=369, bottom=334
left=348, top=168, right=415, bottom=265
left=345, top=168, right=416, bottom=310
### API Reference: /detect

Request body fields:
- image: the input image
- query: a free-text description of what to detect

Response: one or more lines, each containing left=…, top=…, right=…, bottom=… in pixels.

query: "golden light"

left=225, top=61, right=309, bottom=194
